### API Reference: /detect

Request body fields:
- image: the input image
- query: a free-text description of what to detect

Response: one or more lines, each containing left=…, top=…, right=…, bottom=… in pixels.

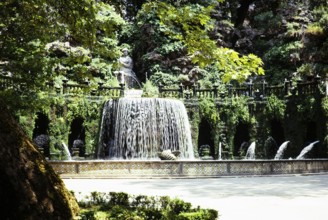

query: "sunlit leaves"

left=152, top=1, right=264, bottom=83
left=95, top=2, right=125, bottom=38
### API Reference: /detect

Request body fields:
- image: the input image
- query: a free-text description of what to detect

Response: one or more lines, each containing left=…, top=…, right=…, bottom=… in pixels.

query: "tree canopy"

left=0, top=0, right=265, bottom=101
left=1, top=0, right=327, bottom=107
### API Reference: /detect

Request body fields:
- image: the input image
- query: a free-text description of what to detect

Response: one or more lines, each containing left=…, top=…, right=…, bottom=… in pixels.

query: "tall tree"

left=0, top=100, right=79, bottom=219
left=0, top=0, right=113, bottom=217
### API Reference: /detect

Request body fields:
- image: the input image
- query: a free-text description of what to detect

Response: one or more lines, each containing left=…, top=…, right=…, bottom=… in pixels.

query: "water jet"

left=274, top=141, right=290, bottom=160
left=296, top=141, right=320, bottom=159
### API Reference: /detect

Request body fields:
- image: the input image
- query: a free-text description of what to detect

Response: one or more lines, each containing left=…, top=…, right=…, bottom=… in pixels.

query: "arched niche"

left=32, top=112, right=49, bottom=138
left=68, top=117, right=86, bottom=157
left=233, top=121, right=250, bottom=157
left=305, top=121, right=317, bottom=143
left=266, top=119, right=285, bottom=158
left=198, top=119, right=214, bottom=158
left=270, top=119, right=285, bottom=146
left=303, top=121, right=318, bottom=158
left=32, top=112, right=50, bottom=157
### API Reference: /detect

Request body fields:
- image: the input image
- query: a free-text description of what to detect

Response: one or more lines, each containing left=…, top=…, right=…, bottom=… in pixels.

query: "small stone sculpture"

left=33, top=134, right=50, bottom=157
left=158, top=149, right=181, bottom=160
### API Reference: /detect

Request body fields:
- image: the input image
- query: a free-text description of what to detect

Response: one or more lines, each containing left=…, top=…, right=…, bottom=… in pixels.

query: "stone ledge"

left=49, top=159, right=328, bottom=178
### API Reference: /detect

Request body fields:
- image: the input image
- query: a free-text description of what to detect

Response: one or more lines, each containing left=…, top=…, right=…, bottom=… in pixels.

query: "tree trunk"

left=0, top=101, right=79, bottom=219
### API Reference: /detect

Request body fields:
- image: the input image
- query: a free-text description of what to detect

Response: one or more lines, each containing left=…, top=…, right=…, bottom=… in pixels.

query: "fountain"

left=296, top=141, right=319, bottom=159
left=244, top=141, right=256, bottom=160
left=61, top=142, right=72, bottom=160
left=218, top=142, right=222, bottom=160
left=48, top=95, right=328, bottom=177
left=97, top=98, right=194, bottom=160
left=274, top=141, right=290, bottom=160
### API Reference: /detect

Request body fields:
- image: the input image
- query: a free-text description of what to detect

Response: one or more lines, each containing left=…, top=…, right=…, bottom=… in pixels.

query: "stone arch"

left=302, top=121, right=318, bottom=158
left=270, top=119, right=285, bottom=146
left=233, top=121, right=250, bottom=157
left=32, top=112, right=49, bottom=138
left=198, top=119, right=214, bottom=158
left=305, top=121, right=317, bottom=143
left=266, top=118, right=285, bottom=158
left=68, top=117, right=85, bottom=157
left=32, top=112, right=50, bottom=157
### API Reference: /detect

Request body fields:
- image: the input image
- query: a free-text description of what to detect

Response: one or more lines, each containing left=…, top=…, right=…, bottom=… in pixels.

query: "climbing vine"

left=198, top=98, right=219, bottom=125
left=264, top=95, right=286, bottom=120
left=17, top=93, right=105, bottom=159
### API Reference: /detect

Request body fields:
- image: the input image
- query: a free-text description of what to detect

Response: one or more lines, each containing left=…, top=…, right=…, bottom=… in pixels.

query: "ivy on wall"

left=198, top=98, right=220, bottom=158
left=322, top=97, right=328, bottom=151
left=16, top=91, right=327, bottom=160
left=18, top=94, right=104, bottom=159
left=264, top=95, right=286, bottom=120
left=218, top=96, right=256, bottom=158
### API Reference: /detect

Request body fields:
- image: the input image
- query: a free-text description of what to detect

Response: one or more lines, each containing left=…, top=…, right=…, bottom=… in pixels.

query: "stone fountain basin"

left=49, top=159, right=328, bottom=178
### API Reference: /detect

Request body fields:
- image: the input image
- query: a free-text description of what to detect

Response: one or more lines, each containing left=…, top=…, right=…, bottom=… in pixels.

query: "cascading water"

left=274, top=141, right=290, bottom=160
left=296, top=141, right=319, bottom=159
left=98, top=98, right=194, bottom=160
left=244, top=141, right=256, bottom=160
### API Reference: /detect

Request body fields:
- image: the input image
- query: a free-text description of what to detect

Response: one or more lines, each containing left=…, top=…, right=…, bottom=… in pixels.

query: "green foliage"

left=0, top=0, right=125, bottom=114
left=286, top=22, right=303, bottom=37
left=149, top=70, right=179, bottom=87
left=264, top=41, right=303, bottom=63
left=199, top=98, right=218, bottom=125
left=44, top=2, right=124, bottom=82
left=312, top=4, right=328, bottom=30
left=142, top=80, right=159, bottom=97
left=296, top=96, right=317, bottom=120
left=216, top=50, right=264, bottom=83
left=154, top=1, right=264, bottom=83
left=305, top=24, right=325, bottom=36
left=133, top=0, right=264, bottom=85
left=156, top=41, right=185, bottom=55
left=265, top=95, right=286, bottom=120
left=178, top=209, right=219, bottom=220
left=220, top=96, right=252, bottom=125
left=109, top=192, right=130, bottom=207
left=321, top=97, right=328, bottom=117
left=16, top=23, right=125, bottom=156
left=18, top=115, right=36, bottom=138
left=169, top=198, right=192, bottom=215
left=78, top=191, right=219, bottom=220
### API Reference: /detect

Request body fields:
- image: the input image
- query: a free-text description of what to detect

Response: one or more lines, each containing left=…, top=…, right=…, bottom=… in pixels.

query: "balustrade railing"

left=62, top=80, right=90, bottom=95
left=0, top=75, right=27, bottom=92
left=158, top=78, right=322, bottom=100
left=297, top=80, right=320, bottom=96
left=97, top=83, right=124, bottom=98
left=0, top=74, right=323, bottom=100
left=158, top=84, right=183, bottom=98
left=0, top=76, right=125, bottom=98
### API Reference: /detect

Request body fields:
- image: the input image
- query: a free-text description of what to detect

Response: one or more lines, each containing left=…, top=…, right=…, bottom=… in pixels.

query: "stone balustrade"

left=0, top=74, right=324, bottom=100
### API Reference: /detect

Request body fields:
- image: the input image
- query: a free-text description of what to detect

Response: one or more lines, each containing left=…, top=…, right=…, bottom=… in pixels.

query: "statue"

left=116, top=48, right=139, bottom=88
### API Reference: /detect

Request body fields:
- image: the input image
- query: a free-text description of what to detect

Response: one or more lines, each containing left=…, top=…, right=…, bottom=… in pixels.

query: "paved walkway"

left=63, top=174, right=328, bottom=220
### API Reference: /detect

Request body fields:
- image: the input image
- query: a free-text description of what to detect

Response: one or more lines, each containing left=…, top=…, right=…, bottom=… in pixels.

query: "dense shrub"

left=78, top=192, right=219, bottom=220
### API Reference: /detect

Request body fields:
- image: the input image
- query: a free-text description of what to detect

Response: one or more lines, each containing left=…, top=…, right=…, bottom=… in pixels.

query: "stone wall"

left=50, top=159, right=328, bottom=178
